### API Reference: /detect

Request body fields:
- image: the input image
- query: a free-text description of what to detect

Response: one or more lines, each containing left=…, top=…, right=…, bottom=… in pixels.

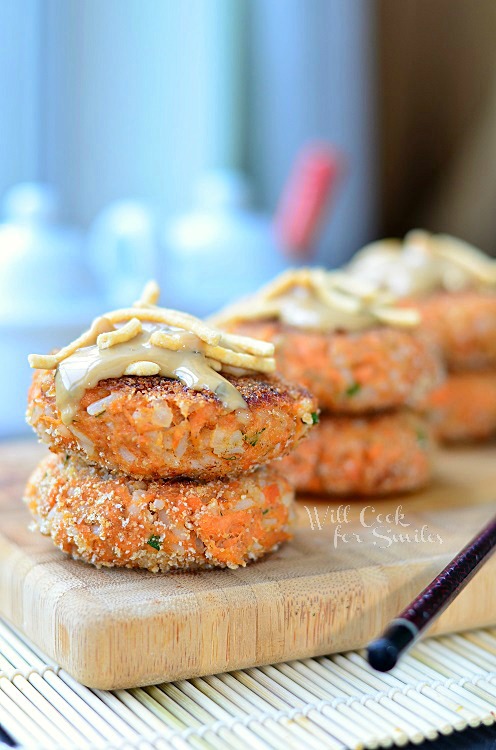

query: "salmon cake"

left=211, top=268, right=442, bottom=414
left=25, top=454, right=295, bottom=571
left=27, top=370, right=317, bottom=480
left=226, top=320, right=441, bottom=414
left=278, top=410, right=434, bottom=496
left=424, top=370, right=496, bottom=442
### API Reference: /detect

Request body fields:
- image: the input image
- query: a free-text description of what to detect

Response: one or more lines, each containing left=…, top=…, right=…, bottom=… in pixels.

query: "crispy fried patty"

left=414, top=291, right=496, bottom=371
left=24, top=453, right=295, bottom=571
left=424, top=370, right=496, bottom=442
left=224, top=320, right=443, bottom=414
left=27, top=371, right=317, bottom=480
left=278, top=410, right=434, bottom=496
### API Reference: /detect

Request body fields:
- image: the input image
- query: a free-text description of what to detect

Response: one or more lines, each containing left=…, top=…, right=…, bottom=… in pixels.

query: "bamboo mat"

left=2, top=620, right=496, bottom=750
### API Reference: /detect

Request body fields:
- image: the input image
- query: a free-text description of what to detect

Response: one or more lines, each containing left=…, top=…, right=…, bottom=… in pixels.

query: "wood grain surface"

left=1, top=439, right=496, bottom=689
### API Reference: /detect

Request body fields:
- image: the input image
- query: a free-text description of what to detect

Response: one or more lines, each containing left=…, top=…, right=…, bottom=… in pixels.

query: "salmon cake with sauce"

left=278, top=410, right=434, bottom=496
left=349, top=231, right=496, bottom=371
left=26, top=282, right=317, bottom=480
left=211, top=269, right=442, bottom=414
left=25, top=453, right=295, bottom=571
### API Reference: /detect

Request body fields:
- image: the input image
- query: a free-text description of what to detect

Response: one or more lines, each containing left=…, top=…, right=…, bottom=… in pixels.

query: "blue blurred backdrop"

left=0, top=0, right=376, bottom=258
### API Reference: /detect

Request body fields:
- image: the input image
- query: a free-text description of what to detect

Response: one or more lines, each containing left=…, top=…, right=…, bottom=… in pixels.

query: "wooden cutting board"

left=1, top=440, right=496, bottom=690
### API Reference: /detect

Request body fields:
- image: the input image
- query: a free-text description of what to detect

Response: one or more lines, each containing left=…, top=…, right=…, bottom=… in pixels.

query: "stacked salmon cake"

left=350, top=231, right=496, bottom=443
left=25, top=283, right=317, bottom=570
left=212, top=269, right=443, bottom=496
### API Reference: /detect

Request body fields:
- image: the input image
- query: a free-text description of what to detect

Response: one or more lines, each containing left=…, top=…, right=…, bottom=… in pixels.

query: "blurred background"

left=2, top=0, right=496, bottom=437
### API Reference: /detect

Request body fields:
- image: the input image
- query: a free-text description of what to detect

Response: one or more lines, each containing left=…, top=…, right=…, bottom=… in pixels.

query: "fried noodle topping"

left=28, top=282, right=276, bottom=424
left=348, top=230, right=496, bottom=296
left=210, top=267, right=419, bottom=332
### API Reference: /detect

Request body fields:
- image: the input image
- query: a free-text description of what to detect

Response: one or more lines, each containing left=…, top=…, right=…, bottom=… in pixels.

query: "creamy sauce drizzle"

left=272, top=287, right=388, bottom=332
left=55, top=323, right=247, bottom=425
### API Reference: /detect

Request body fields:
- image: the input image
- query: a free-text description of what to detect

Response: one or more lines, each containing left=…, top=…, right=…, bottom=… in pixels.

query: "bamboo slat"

left=2, top=618, right=496, bottom=749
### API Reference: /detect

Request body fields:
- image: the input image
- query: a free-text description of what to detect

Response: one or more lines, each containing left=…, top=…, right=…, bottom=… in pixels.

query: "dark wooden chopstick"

left=367, top=513, right=496, bottom=672
left=0, top=723, right=17, bottom=747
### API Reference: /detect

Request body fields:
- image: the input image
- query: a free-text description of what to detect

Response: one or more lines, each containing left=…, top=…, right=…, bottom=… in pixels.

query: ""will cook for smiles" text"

left=303, top=504, right=443, bottom=549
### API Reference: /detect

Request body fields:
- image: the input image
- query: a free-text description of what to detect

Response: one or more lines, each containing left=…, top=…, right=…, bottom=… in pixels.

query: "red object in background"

left=275, top=144, right=344, bottom=260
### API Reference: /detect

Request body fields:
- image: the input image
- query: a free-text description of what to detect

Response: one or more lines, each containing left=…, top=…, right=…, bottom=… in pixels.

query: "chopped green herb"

left=345, top=382, right=362, bottom=398
left=416, top=429, right=428, bottom=448
left=243, top=427, right=266, bottom=447
left=64, top=454, right=70, bottom=465
left=147, top=535, right=161, bottom=551
left=311, top=411, right=319, bottom=424
left=262, top=508, right=270, bottom=515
